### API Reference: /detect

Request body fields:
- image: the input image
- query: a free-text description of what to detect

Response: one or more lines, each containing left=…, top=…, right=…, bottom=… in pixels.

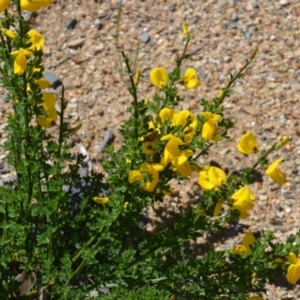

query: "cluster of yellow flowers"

left=233, top=232, right=300, bottom=285
left=124, top=63, right=289, bottom=221
left=1, top=0, right=57, bottom=128
left=2, top=0, right=80, bottom=131
left=238, top=131, right=288, bottom=185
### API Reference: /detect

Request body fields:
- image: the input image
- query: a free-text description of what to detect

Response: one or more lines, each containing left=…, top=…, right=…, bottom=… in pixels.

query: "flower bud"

left=250, top=47, right=258, bottom=59
left=182, top=22, right=189, bottom=36
left=134, top=68, right=141, bottom=86
left=276, top=136, right=290, bottom=149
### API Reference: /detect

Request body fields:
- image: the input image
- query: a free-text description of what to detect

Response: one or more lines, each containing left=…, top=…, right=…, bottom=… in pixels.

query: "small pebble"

left=169, top=4, right=176, bottom=12
left=279, top=0, right=290, bottom=6
left=67, top=38, right=85, bottom=49
left=95, top=18, right=103, bottom=30
left=66, top=18, right=77, bottom=30
left=244, top=31, right=252, bottom=39
left=140, top=32, right=151, bottom=44
left=231, top=13, right=238, bottom=22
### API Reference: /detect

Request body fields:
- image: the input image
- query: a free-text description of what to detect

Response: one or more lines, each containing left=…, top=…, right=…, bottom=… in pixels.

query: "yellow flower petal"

left=27, top=29, right=44, bottom=51
left=173, top=110, right=190, bottom=127
left=242, top=232, right=256, bottom=256
left=13, top=53, right=27, bottom=75
left=202, top=120, right=217, bottom=141
left=237, top=131, right=258, bottom=155
left=198, top=166, right=226, bottom=190
left=287, top=263, right=300, bottom=284
left=35, top=78, right=50, bottom=89
left=37, top=93, right=58, bottom=127
left=266, top=158, right=288, bottom=185
left=21, top=0, right=52, bottom=12
left=150, top=67, right=169, bottom=89
left=175, top=161, right=192, bottom=176
left=2, top=28, right=16, bottom=39
left=213, top=201, right=223, bottom=216
left=201, top=112, right=222, bottom=121
left=128, top=170, right=143, bottom=183
left=288, top=252, right=298, bottom=264
left=159, top=108, right=176, bottom=123
left=198, top=177, right=215, bottom=190
left=142, top=141, right=156, bottom=155
left=231, top=186, right=255, bottom=218
left=140, top=163, right=159, bottom=192
left=182, top=68, right=201, bottom=89
left=0, top=0, right=10, bottom=13
left=93, top=197, right=109, bottom=204
left=207, top=167, right=226, bottom=188
left=173, top=150, right=193, bottom=166
left=11, top=48, right=33, bottom=57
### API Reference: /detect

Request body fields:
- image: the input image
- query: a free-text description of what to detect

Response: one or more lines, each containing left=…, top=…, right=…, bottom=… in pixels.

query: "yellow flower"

left=21, top=0, right=52, bottom=12
left=128, top=170, right=143, bottom=183
left=93, top=197, right=109, bottom=204
left=287, top=252, right=300, bottom=284
left=129, top=163, right=163, bottom=192
left=123, top=202, right=129, bottom=209
left=158, top=107, right=176, bottom=123
left=201, top=112, right=222, bottom=121
left=10, top=48, right=33, bottom=75
left=173, top=110, right=198, bottom=143
left=0, top=0, right=10, bottom=13
left=237, top=131, right=258, bottom=155
left=266, top=158, right=288, bottom=185
left=198, top=166, right=226, bottom=190
left=201, top=112, right=222, bottom=141
left=159, top=108, right=198, bottom=144
left=140, top=163, right=163, bottom=192
left=142, top=141, right=156, bottom=155
left=161, top=134, right=184, bottom=164
left=181, top=68, right=201, bottom=89
left=182, top=22, right=189, bottom=36
left=37, top=93, right=58, bottom=128
left=231, top=186, right=255, bottom=219
left=202, top=120, right=216, bottom=141
left=27, top=29, right=44, bottom=51
left=232, top=232, right=256, bottom=256
left=149, top=67, right=169, bottom=89
left=1, top=28, right=16, bottom=39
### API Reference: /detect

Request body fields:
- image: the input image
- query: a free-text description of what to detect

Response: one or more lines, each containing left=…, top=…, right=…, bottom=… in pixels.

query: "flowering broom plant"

left=0, top=3, right=299, bottom=300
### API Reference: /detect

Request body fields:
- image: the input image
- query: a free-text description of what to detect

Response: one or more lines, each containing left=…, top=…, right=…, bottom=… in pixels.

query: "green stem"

left=162, top=36, right=190, bottom=108
left=121, top=51, right=139, bottom=123
left=248, top=144, right=277, bottom=176
left=218, top=58, right=253, bottom=105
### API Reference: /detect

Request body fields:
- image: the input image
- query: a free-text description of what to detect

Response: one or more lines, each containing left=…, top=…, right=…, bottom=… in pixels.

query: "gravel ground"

left=1, top=0, right=300, bottom=298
